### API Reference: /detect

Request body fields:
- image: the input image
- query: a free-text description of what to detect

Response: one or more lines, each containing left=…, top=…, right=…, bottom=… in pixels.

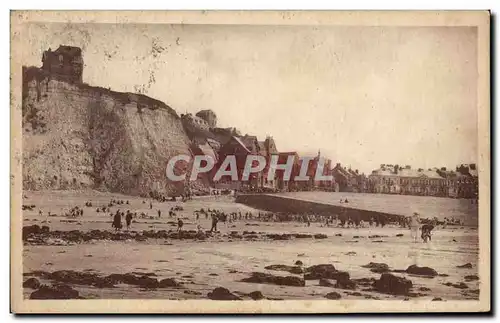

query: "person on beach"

left=421, top=220, right=436, bottom=242
left=125, top=211, right=132, bottom=230
left=157, top=209, right=161, bottom=218
left=177, top=218, right=184, bottom=232
left=409, top=212, right=421, bottom=242
left=112, top=210, right=122, bottom=231
left=210, top=214, right=219, bottom=233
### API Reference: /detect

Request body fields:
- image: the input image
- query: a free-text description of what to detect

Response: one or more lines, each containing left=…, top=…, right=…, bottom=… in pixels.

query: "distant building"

left=258, top=136, right=279, bottom=190
left=42, top=45, right=83, bottom=83
left=196, top=109, right=217, bottom=128
left=215, top=136, right=256, bottom=189
left=275, top=152, right=301, bottom=191
left=331, top=163, right=366, bottom=192
left=211, top=127, right=241, bottom=146
left=181, top=113, right=211, bottom=137
left=368, top=164, right=447, bottom=196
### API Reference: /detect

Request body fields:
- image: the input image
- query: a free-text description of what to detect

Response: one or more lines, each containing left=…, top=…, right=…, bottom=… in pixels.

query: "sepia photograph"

left=10, top=10, right=490, bottom=313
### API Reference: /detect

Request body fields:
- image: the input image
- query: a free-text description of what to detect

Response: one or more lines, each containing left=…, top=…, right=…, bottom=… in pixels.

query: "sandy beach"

left=22, top=190, right=479, bottom=301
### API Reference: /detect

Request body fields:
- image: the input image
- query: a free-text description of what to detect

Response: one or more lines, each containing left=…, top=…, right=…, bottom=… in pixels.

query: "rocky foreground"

left=23, top=261, right=479, bottom=300
left=23, top=225, right=480, bottom=301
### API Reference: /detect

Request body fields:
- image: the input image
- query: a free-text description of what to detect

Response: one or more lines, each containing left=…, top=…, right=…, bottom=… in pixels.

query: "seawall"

left=235, top=194, right=404, bottom=222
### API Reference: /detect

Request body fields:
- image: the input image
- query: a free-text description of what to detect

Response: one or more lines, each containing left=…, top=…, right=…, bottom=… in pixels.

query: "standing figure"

left=125, top=211, right=132, bottom=230
left=421, top=221, right=436, bottom=242
left=112, top=210, right=122, bottom=231
left=177, top=218, right=184, bottom=232
left=409, top=212, right=421, bottom=243
left=210, top=214, right=219, bottom=233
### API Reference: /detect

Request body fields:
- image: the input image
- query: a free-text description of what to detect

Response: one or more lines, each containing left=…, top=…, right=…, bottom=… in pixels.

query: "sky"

left=21, top=23, right=478, bottom=174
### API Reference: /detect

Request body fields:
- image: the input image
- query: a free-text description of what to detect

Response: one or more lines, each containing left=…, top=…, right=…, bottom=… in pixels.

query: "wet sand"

left=21, top=190, right=479, bottom=300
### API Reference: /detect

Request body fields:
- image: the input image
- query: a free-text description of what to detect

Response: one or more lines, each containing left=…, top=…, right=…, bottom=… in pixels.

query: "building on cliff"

left=42, top=45, right=83, bottom=83
left=196, top=109, right=217, bottom=129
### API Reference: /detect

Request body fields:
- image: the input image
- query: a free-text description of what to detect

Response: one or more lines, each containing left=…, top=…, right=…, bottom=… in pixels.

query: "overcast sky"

left=21, top=23, right=478, bottom=174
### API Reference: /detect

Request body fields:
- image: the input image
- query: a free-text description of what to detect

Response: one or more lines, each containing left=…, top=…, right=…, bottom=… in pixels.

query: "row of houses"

left=181, top=110, right=336, bottom=192
left=366, top=164, right=479, bottom=198
left=181, top=110, right=478, bottom=198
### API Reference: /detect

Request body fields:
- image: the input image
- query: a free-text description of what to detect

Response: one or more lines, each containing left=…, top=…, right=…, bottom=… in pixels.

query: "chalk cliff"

left=22, top=66, right=205, bottom=196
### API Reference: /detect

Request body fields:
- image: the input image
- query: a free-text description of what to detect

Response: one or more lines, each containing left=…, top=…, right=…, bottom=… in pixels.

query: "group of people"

left=408, top=212, right=437, bottom=243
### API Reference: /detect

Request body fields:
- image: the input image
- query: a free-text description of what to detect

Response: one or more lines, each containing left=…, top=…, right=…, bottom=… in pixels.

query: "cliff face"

left=22, top=68, right=201, bottom=196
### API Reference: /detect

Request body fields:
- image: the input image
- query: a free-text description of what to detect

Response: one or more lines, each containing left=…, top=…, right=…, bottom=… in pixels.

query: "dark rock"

left=105, top=273, right=142, bottom=285
left=209, top=273, right=219, bottom=276
left=464, top=275, right=479, bottom=281
left=266, top=233, right=292, bottom=240
left=432, top=297, right=443, bottom=301
left=373, top=273, right=412, bottom=295
left=265, top=264, right=303, bottom=275
left=406, top=265, right=438, bottom=277
left=452, top=282, right=468, bottom=289
left=136, top=276, right=159, bottom=289
left=295, top=260, right=303, bottom=266
left=304, top=264, right=349, bottom=280
left=294, top=233, right=312, bottom=239
left=30, top=284, right=79, bottom=299
left=353, top=277, right=376, bottom=286
left=314, top=234, right=327, bottom=239
left=207, top=287, right=242, bottom=300
left=396, top=234, right=404, bottom=237
left=335, top=278, right=357, bottom=290
left=362, top=262, right=390, bottom=273
left=92, top=277, right=115, bottom=288
left=438, top=273, right=450, bottom=277
left=456, top=263, right=473, bottom=269
left=324, top=291, right=342, bottom=300
left=347, top=292, right=362, bottom=296
left=23, top=278, right=40, bottom=289
left=248, top=291, right=265, bottom=300
left=130, top=272, right=156, bottom=277
left=419, top=287, right=431, bottom=291
left=22, top=225, right=42, bottom=240
left=228, top=270, right=238, bottom=273
left=159, top=278, right=182, bottom=288
left=319, top=278, right=335, bottom=287
left=241, top=272, right=305, bottom=287
left=335, top=233, right=342, bottom=237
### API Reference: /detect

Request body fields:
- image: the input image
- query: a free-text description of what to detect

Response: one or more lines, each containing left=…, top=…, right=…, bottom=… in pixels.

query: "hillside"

left=22, top=67, right=206, bottom=197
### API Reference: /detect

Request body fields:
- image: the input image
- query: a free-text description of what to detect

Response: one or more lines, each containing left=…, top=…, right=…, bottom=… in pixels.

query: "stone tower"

left=42, top=45, right=83, bottom=83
